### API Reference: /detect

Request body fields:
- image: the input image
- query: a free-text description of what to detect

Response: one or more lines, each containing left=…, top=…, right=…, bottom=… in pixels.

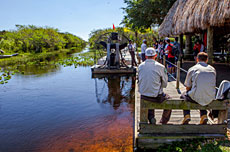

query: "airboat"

left=91, top=32, right=136, bottom=75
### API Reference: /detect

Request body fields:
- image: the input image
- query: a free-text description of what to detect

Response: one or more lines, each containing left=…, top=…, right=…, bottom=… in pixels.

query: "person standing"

left=173, top=37, right=182, bottom=63
left=128, top=40, right=137, bottom=67
left=193, top=40, right=201, bottom=60
left=138, top=47, right=171, bottom=124
left=141, top=39, right=147, bottom=62
left=181, top=52, right=216, bottom=125
left=200, top=41, right=205, bottom=52
left=158, top=40, right=164, bottom=63
left=164, top=37, right=169, bottom=61
left=165, top=39, right=175, bottom=74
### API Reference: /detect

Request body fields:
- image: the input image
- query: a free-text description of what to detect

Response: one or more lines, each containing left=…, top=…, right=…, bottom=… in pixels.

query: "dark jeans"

left=129, top=51, right=137, bottom=66
left=141, top=53, right=146, bottom=62
left=141, top=93, right=171, bottom=124
left=180, top=92, right=207, bottom=117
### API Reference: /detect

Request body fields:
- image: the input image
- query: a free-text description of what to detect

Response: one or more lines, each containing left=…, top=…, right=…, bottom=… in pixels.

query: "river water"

left=0, top=49, right=135, bottom=152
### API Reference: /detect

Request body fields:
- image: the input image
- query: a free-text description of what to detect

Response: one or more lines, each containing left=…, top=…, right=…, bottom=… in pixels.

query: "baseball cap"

left=145, top=47, right=157, bottom=57
left=143, top=39, right=147, bottom=43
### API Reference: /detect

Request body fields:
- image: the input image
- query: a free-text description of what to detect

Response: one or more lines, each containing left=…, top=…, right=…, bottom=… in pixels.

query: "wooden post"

left=218, top=110, right=228, bottom=124
left=163, top=55, right=166, bottom=67
left=179, top=34, right=184, bottom=54
left=179, top=34, right=184, bottom=66
left=140, top=99, right=148, bottom=123
left=185, top=35, right=192, bottom=58
left=207, top=27, right=214, bottom=64
left=176, top=61, right=181, bottom=89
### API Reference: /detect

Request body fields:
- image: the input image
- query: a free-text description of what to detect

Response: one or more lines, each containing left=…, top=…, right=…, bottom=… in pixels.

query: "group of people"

left=141, top=38, right=182, bottom=74
left=126, top=37, right=230, bottom=124
left=128, top=37, right=206, bottom=69
left=138, top=46, right=229, bottom=125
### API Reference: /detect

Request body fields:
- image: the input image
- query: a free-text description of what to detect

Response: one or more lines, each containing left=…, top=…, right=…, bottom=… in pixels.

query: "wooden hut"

left=159, top=0, right=230, bottom=63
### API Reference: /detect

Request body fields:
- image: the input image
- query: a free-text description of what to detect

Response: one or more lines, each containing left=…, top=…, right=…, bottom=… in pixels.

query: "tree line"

left=88, top=27, right=158, bottom=49
left=0, top=25, right=86, bottom=54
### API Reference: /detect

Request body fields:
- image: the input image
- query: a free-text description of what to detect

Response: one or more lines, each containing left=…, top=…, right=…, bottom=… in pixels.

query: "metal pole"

left=176, top=61, right=181, bottom=89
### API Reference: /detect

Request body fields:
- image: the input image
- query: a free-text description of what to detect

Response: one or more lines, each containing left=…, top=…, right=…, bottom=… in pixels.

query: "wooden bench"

left=134, top=80, right=230, bottom=150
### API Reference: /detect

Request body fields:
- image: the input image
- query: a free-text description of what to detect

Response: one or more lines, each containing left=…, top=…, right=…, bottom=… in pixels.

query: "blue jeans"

left=141, top=53, right=146, bottom=62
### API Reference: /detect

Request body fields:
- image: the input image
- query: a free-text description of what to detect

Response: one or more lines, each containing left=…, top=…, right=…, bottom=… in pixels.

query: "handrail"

left=163, top=56, right=219, bottom=90
left=165, top=60, right=188, bottom=73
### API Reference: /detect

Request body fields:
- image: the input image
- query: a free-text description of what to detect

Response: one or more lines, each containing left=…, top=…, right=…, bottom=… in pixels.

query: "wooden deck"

left=134, top=79, right=230, bottom=150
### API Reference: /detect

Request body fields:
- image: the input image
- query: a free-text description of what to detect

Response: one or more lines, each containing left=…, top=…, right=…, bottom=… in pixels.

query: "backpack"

left=169, top=43, right=179, bottom=57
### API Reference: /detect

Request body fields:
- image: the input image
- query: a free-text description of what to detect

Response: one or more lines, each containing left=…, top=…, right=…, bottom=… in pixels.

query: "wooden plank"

left=137, top=134, right=226, bottom=150
left=134, top=80, right=140, bottom=149
left=140, top=100, right=148, bottom=123
left=139, top=124, right=227, bottom=134
left=164, top=81, right=186, bottom=98
left=141, top=99, right=229, bottom=110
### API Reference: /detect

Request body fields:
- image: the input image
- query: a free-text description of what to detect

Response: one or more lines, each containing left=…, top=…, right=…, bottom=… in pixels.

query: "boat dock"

left=134, top=78, right=230, bottom=150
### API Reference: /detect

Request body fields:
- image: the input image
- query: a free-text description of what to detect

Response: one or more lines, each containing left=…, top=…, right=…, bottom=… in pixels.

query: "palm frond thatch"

left=159, top=0, right=230, bottom=37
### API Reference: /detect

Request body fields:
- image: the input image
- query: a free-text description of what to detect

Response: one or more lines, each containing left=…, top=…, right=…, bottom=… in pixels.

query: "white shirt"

left=128, top=43, right=135, bottom=52
left=185, top=62, right=216, bottom=106
left=133, top=43, right=137, bottom=49
left=141, top=43, right=147, bottom=54
left=138, top=59, right=168, bottom=97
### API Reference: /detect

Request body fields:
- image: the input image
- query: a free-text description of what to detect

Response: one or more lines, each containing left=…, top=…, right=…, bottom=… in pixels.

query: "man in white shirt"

left=128, top=40, right=137, bottom=66
left=138, top=47, right=171, bottom=124
left=141, top=39, right=147, bottom=62
left=181, top=52, right=216, bottom=124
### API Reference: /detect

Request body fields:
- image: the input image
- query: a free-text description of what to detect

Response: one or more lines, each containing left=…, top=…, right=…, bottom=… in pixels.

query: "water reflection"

left=93, top=74, right=135, bottom=110
left=0, top=66, right=135, bottom=152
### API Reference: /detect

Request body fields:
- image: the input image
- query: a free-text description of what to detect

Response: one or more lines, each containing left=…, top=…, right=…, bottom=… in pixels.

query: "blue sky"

left=0, top=0, right=126, bottom=40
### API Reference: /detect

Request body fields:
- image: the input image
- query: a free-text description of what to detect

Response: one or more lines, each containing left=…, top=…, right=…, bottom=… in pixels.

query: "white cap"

left=145, top=47, right=157, bottom=57
left=143, top=39, right=147, bottom=43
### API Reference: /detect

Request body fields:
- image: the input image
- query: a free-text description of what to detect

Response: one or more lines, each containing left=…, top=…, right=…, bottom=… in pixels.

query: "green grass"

left=157, top=139, right=230, bottom=152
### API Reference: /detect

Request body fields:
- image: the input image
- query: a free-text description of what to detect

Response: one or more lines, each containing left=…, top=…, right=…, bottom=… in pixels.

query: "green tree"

left=0, top=25, right=86, bottom=53
left=122, top=0, right=176, bottom=29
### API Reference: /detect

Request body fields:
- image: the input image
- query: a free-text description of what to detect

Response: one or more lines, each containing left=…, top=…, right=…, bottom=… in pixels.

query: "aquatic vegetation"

left=0, top=70, right=15, bottom=84
left=58, top=50, right=104, bottom=67
left=0, top=49, right=82, bottom=67
left=0, top=49, right=102, bottom=84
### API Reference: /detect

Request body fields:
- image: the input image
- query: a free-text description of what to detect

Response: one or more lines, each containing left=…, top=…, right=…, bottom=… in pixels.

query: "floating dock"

left=91, top=65, right=136, bottom=74
left=91, top=51, right=137, bottom=74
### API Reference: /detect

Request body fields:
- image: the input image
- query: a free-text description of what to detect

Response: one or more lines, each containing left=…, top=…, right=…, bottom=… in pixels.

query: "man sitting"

left=181, top=52, right=216, bottom=124
left=138, top=47, right=171, bottom=124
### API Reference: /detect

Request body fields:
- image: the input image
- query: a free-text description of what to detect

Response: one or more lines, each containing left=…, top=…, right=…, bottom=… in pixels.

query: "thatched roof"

left=159, top=0, right=230, bottom=37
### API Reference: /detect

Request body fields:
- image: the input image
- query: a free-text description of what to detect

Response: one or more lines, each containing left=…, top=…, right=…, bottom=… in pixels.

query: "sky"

left=0, top=0, right=126, bottom=40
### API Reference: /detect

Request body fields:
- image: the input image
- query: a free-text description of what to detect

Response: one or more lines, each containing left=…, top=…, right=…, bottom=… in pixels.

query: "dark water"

left=0, top=51, right=135, bottom=152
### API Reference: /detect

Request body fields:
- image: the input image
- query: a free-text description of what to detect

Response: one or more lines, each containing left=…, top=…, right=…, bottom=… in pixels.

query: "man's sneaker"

left=200, top=115, right=208, bottom=125
left=150, top=118, right=156, bottom=125
left=182, top=114, right=191, bottom=125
